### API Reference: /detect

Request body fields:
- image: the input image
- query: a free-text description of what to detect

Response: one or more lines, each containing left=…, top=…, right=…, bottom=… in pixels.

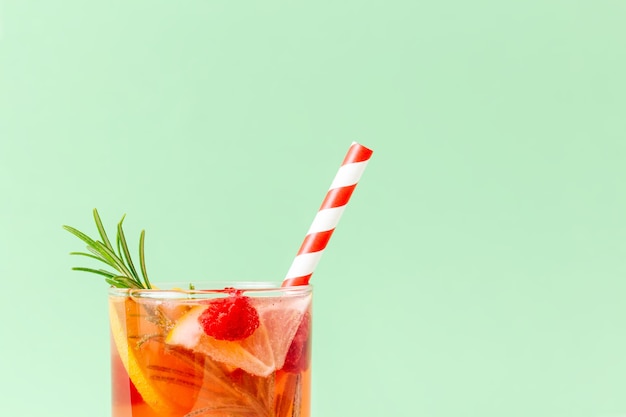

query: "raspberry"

left=282, top=312, right=311, bottom=373
left=198, top=294, right=260, bottom=341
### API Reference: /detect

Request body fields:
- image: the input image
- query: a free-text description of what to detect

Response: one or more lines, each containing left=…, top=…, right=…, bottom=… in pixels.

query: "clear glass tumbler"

left=109, top=282, right=312, bottom=417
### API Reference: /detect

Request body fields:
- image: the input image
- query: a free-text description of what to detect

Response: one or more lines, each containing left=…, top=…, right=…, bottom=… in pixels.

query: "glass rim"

left=108, top=281, right=313, bottom=299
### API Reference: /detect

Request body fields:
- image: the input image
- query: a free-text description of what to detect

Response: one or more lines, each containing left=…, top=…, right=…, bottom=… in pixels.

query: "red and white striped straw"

left=282, top=142, right=373, bottom=287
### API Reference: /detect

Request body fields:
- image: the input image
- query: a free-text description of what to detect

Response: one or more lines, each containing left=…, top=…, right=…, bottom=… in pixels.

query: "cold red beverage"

left=109, top=283, right=312, bottom=417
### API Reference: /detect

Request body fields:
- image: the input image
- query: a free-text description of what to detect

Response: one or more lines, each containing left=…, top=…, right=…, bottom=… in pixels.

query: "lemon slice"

left=166, top=306, right=275, bottom=377
left=251, top=294, right=312, bottom=369
left=166, top=294, right=312, bottom=376
left=109, top=297, right=203, bottom=414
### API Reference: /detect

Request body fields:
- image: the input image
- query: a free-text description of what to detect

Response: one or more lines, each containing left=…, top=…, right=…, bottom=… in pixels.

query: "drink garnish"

left=63, top=208, right=152, bottom=289
left=66, top=209, right=313, bottom=416
left=283, top=312, right=311, bottom=373
left=198, top=293, right=260, bottom=341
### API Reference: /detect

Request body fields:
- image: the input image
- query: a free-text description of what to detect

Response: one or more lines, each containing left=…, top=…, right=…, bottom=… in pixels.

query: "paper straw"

left=282, top=142, right=373, bottom=287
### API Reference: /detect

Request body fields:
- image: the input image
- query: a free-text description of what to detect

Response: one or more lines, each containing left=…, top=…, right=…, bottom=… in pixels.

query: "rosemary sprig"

left=63, top=209, right=152, bottom=289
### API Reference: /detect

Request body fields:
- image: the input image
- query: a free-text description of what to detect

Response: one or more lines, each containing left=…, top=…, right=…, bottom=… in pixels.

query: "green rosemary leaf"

left=139, top=229, right=152, bottom=289
left=72, top=267, right=117, bottom=278
left=87, top=241, right=125, bottom=274
left=84, top=246, right=118, bottom=270
left=106, top=276, right=139, bottom=289
left=117, top=215, right=140, bottom=281
left=95, top=241, right=138, bottom=284
left=65, top=226, right=121, bottom=271
left=63, top=225, right=101, bottom=249
left=69, top=251, right=106, bottom=262
left=105, top=277, right=127, bottom=288
left=116, top=230, right=123, bottom=261
left=65, top=209, right=152, bottom=289
left=116, top=275, right=142, bottom=288
left=93, top=208, right=114, bottom=251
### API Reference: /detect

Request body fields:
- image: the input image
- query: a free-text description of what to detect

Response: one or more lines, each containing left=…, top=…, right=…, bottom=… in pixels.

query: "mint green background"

left=1, top=1, right=626, bottom=416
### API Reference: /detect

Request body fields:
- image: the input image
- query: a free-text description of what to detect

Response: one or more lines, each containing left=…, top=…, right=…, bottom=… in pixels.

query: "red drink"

left=109, top=284, right=312, bottom=417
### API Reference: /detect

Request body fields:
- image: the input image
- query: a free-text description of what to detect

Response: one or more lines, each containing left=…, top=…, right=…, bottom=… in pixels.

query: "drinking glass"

left=109, top=282, right=312, bottom=417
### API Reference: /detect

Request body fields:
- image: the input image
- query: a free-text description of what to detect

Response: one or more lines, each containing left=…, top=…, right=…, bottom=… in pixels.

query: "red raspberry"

left=282, top=312, right=311, bottom=373
left=198, top=295, right=260, bottom=341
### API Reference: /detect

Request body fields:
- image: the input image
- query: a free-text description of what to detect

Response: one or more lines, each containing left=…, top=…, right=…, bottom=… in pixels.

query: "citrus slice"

left=166, top=305, right=275, bottom=377
left=109, top=297, right=205, bottom=414
left=251, top=294, right=312, bottom=369
left=166, top=294, right=312, bottom=376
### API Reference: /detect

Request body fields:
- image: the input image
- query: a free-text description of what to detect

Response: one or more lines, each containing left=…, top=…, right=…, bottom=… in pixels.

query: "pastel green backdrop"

left=1, top=1, right=626, bottom=416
